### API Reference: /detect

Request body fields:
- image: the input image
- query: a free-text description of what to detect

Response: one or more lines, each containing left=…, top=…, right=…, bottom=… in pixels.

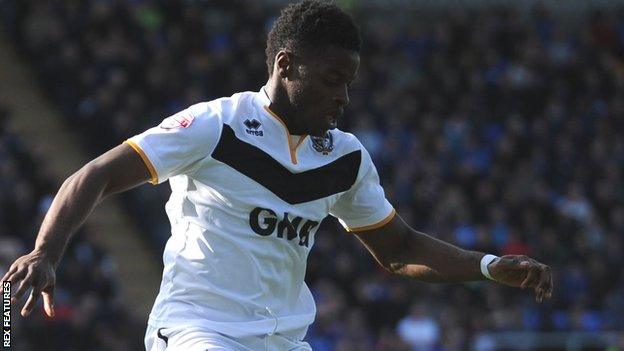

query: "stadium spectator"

left=397, top=303, right=441, bottom=351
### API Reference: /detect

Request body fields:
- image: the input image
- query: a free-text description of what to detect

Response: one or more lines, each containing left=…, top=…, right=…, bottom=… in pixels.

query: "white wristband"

left=480, top=254, right=499, bottom=280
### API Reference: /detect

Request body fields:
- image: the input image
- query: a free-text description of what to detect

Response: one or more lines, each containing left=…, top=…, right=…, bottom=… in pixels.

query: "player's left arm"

left=354, top=214, right=553, bottom=302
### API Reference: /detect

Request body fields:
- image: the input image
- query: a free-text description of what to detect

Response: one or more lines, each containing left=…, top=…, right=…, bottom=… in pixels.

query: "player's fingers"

left=535, top=264, right=550, bottom=303
left=21, top=287, right=41, bottom=317
left=535, top=265, right=551, bottom=294
left=3, top=265, right=27, bottom=289
left=0, top=272, right=9, bottom=295
left=1, top=264, right=19, bottom=288
left=42, top=287, right=55, bottom=318
left=535, top=283, right=545, bottom=303
left=520, top=265, right=540, bottom=289
left=534, top=265, right=553, bottom=302
left=545, top=270, right=554, bottom=299
left=12, top=267, right=35, bottom=303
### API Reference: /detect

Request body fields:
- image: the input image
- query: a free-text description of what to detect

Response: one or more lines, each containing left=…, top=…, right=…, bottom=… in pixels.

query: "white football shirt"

left=126, top=87, right=395, bottom=338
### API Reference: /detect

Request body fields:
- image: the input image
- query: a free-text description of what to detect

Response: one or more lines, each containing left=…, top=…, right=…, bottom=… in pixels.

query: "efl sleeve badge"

left=159, top=111, right=195, bottom=129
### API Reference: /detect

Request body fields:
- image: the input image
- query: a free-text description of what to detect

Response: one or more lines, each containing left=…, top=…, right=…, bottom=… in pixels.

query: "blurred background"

left=0, top=0, right=623, bottom=350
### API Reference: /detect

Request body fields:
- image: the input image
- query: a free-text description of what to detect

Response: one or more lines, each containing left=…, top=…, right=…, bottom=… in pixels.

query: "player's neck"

left=264, top=81, right=306, bottom=135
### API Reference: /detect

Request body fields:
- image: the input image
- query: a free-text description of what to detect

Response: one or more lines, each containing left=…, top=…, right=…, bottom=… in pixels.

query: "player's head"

left=266, top=0, right=362, bottom=136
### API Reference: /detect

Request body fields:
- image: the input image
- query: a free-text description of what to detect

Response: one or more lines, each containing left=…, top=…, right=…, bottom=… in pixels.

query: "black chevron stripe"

left=212, top=124, right=361, bottom=204
left=157, top=328, right=168, bottom=345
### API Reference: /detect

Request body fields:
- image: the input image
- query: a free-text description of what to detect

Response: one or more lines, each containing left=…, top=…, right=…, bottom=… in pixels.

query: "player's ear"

left=275, top=50, right=295, bottom=79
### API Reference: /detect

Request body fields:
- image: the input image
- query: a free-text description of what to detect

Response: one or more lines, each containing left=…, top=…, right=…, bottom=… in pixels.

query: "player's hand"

left=0, top=250, right=57, bottom=317
left=488, top=255, right=553, bottom=303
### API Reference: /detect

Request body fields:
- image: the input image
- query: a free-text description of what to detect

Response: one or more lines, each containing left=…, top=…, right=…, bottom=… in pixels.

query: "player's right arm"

left=0, top=143, right=151, bottom=318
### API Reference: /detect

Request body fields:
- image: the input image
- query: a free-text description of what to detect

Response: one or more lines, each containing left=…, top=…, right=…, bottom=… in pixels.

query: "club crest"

left=311, top=132, right=334, bottom=155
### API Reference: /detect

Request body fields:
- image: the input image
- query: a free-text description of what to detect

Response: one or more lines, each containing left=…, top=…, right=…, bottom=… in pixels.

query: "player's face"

left=287, top=47, right=360, bottom=136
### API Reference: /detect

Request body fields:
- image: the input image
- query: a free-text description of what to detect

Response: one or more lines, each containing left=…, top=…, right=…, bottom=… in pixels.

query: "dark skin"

left=355, top=216, right=553, bottom=301
left=1, top=45, right=552, bottom=319
left=265, top=46, right=358, bottom=136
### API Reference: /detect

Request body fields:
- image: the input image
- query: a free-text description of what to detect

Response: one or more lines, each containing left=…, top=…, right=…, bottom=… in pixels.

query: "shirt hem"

left=148, top=314, right=315, bottom=338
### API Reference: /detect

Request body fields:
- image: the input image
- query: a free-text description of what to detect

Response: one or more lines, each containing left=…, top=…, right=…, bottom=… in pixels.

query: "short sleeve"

left=125, top=103, right=222, bottom=184
left=329, top=145, right=395, bottom=232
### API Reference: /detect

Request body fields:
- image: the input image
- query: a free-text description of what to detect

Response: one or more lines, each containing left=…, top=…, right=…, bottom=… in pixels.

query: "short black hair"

left=265, top=0, right=362, bottom=76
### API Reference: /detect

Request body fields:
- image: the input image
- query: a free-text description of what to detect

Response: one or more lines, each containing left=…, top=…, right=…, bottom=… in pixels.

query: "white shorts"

left=145, top=324, right=313, bottom=351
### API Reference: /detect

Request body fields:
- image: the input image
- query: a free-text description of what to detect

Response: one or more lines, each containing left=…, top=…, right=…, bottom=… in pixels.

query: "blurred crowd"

left=2, top=0, right=624, bottom=350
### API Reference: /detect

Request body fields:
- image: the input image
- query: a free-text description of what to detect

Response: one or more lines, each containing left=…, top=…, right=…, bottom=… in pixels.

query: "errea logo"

left=243, top=118, right=263, bottom=136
